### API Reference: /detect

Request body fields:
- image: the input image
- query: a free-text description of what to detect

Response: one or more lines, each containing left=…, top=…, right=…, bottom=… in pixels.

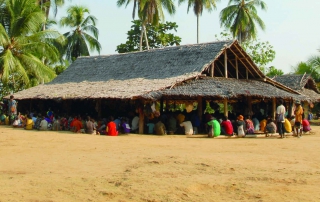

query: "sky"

left=53, top=0, right=320, bottom=74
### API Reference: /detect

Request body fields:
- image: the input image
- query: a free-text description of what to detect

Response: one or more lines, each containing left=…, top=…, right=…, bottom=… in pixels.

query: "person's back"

left=25, top=117, right=34, bottom=130
left=260, top=119, right=267, bottom=131
left=107, top=121, right=118, bottom=136
left=52, top=117, right=61, bottom=131
left=302, top=119, right=311, bottom=132
left=146, top=122, right=155, bottom=134
left=167, top=116, right=177, bottom=134
left=284, top=118, right=292, bottom=133
left=180, top=121, right=193, bottom=135
left=252, top=117, right=260, bottom=131
left=131, top=116, right=139, bottom=132
left=39, top=118, right=48, bottom=130
left=221, top=119, right=233, bottom=135
left=212, top=119, right=221, bottom=137
left=245, top=119, right=254, bottom=134
left=154, top=121, right=166, bottom=135
left=86, top=119, right=95, bottom=134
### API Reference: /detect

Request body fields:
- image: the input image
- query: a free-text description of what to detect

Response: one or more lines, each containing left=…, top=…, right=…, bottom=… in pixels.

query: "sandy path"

left=0, top=126, right=320, bottom=202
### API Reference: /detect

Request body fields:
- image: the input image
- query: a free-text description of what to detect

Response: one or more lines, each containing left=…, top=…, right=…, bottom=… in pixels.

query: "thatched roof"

left=273, top=74, right=319, bottom=92
left=273, top=74, right=320, bottom=101
left=141, top=77, right=307, bottom=101
left=8, top=40, right=300, bottom=101
left=10, top=40, right=235, bottom=100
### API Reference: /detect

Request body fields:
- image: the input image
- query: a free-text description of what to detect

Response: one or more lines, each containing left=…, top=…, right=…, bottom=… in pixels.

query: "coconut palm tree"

left=117, top=0, right=175, bottom=51
left=60, top=5, right=101, bottom=61
left=0, top=0, right=63, bottom=86
left=38, top=0, right=67, bottom=17
left=220, top=0, right=267, bottom=44
left=178, top=0, right=219, bottom=44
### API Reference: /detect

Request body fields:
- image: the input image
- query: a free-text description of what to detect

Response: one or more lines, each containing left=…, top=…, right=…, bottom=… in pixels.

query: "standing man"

left=294, top=100, right=304, bottom=138
left=8, top=95, right=17, bottom=124
left=276, top=99, right=286, bottom=139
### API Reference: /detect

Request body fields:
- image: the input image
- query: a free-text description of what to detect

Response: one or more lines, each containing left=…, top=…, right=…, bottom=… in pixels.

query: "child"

left=120, top=118, right=131, bottom=134
left=236, top=115, right=245, bottom=137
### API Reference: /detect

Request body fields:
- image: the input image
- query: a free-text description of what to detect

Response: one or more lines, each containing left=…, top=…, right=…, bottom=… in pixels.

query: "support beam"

left=232, top=44, right=264, bottom=78
left=272, top=98, right=276, bottom=120
left=228, top=60, right=245, bottom=79
left=197, top=97, right=203, bottom=122
left=214, top=62, right=224, bottom=77
left=95, top=99, right=102, bottom=119
left=210, top=63, right=214, bottom=77
left=228, top=47, right=255, bottom=78
left=224, top=50, right=228, bottom=78
left=139, top=107, right=145, bottom=134
left=236, top=57, right=239, bottom=79
left=217, top=60, right=235, bottom=78
left=160, top=99, right=164, bottom=113
left=246, top=68, right=249, bottom=80
left=247, top=97, right=252, bottom=116
left=223, top=98, right=228, bottom=117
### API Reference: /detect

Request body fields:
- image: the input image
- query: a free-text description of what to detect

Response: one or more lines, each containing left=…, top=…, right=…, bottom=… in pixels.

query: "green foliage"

left=266, top=66, right=283, bottom=77
left=215, top=31, right=275, bottom=72
left=292, top=61, right=320, bottom=82
left=116, top=20, right=181, bottom=53
left=0, top=0, right=64, bottom=87
left=220, top=0, right=267, bottom=43
left=60, top=5, right=101, bottom=61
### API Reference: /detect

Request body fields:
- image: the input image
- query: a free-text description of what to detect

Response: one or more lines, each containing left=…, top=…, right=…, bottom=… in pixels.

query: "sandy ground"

left=1, top=126, right=320, bottom=202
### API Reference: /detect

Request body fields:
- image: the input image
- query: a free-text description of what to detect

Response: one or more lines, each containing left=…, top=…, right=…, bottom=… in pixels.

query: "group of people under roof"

left=0, top=95, right=313, bottom=138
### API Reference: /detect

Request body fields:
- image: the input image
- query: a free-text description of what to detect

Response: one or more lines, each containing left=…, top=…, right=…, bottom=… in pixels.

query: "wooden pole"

left=160, top=99, right=164, bottom=113
left=223, top=98, right=228, bottom=117
left=138, top=107, right=145, bottom=134
left=197, top=96, right=203, bottom=121
left=247, top=97, right=252, bottom=117
left=210, top=63, right=214, bottom=77
left=224, top=50, right=228, bottom=78
left=236, top=57, right=239, bottom=79
left=272, top=98, right=276, bottom=120
left=246, top=69, right=248, bottom=80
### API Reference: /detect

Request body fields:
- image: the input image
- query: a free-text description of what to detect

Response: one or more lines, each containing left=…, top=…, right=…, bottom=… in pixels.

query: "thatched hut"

left=272, top=73, right=320, bottom=117
left=8, top=40, right=307, bottom=133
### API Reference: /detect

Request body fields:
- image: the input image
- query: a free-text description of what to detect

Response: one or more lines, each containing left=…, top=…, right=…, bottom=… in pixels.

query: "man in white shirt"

left=276, top=99, right=286, bottom=138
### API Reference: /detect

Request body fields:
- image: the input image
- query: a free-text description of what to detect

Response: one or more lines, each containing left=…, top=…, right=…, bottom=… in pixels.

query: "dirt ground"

left=1, top=126, right=320, bottom=202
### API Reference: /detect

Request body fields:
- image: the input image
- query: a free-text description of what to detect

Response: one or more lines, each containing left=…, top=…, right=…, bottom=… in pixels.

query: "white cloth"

left=39, top=120, right=48, bottom=130
left=131, top=116, right=139, bottom=131
left=180, top=121, right=193, bottom=135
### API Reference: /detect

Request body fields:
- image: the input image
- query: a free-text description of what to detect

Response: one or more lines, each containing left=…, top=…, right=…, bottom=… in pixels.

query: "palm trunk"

left=197, top=14, right=199, bottom=44
left=139, top=24, right=144, bottom=51
left=143, top=24, right=149, bottom=50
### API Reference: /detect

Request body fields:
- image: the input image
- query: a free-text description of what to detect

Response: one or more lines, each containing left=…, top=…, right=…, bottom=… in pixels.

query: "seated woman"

left=220, top=116, right=233, bottom=136
left=302, top=118, right=311, bottom=133
left=245, top=116, right=255, bottom=134
left=106, top=116, right=118, bottom=136
left=265, top=119, right=277, bottom=137
left=24, top=115, right=34, bottom=130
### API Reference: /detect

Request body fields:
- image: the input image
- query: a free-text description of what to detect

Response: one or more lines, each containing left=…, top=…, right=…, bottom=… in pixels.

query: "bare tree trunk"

left=197, top=14, right=199, bottom=44
left=139, top=24, right=144, bottom=51
left=143, top=24, right=149, bottom=50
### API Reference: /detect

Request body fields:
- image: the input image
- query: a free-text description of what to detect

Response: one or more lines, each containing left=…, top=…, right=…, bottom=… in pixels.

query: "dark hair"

left=223, top=116, right=228, bottom=121
left=10, top=95, right=14, bottom=99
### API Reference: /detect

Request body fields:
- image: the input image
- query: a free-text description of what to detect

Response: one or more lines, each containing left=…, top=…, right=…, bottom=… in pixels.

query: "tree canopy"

left=116, top=20, right=181, bottom=53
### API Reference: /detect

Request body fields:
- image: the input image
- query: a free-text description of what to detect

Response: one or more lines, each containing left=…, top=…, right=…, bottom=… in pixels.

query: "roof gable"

left=273, top=74, right=319, bottom=93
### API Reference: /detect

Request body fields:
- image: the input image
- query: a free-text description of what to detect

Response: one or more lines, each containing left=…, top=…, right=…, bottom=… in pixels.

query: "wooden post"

left=160, top=99, right=164, bottom=113
left=247, top=97, right=252, bottom=117
left=246, top=69, right=248, bottom=80
left=223, top=98, right=228, bottom=117
left=165, top=99, right=169, bottom=113
left=197, top=96, right=203, bottom=121
left=138, top=107, right=145, bottom=134
left=272, top=98, right=276, bottom=120
left=236, top=57, right=239, bottom=79
left=224, top=50, right=228, bottom=78
left=210, top=63, right=214, bottom=77
left=95, top=99, right=102, bottom=119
